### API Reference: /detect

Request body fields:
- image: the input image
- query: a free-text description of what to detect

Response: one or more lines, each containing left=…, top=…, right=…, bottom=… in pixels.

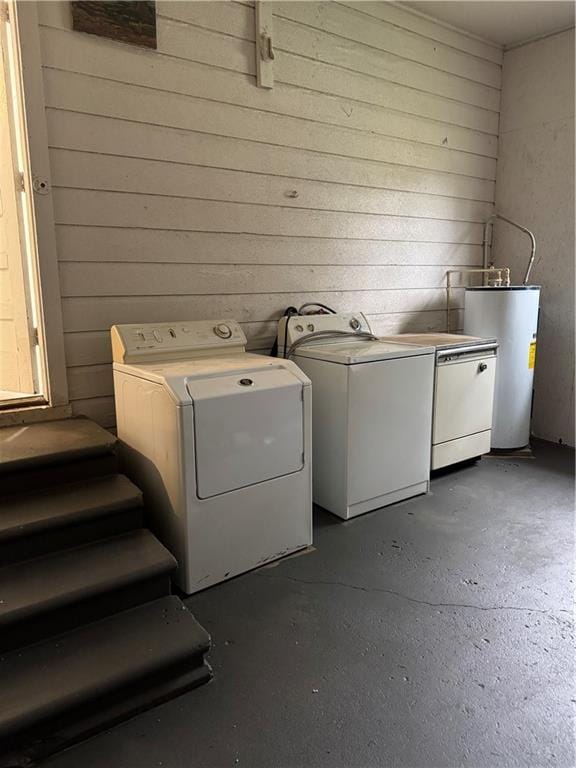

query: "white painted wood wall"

left=37, top=1, right=502, bottom=427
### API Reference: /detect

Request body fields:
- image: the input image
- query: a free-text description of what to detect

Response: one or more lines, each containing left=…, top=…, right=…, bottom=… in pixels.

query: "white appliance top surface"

left=380, top=333, right=498, bottom=351
left=293, top=339, right=435, bottom=364
left=114, top=352, right=310, bottom=403
left=116, top=353, right=287, bottom=380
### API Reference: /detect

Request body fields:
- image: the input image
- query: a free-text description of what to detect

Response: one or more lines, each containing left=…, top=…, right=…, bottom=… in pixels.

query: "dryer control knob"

left=295, top=324, right=304, bottom=333
left=350, top=317, right=361, bottom=330
left=214, top=324, right=232, bottom=339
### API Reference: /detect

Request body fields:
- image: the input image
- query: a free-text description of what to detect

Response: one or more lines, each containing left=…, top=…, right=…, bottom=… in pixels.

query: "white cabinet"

left=433, top=355, right=496, bottom=444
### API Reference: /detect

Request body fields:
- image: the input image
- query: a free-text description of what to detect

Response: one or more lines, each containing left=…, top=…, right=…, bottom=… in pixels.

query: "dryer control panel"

left=112, top=320, right=247, bottom=364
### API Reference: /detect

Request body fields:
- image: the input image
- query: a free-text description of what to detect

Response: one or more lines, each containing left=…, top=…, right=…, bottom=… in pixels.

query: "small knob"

left=307, top=323, right=315, bottom=332
left=478, top=362, right=488, bottom=372
left=295, top=324, right=304, bottom=333
left=214, top=324, right=232, bottom=339
left=350, top=317, right=361, bottom=330
left=238, top=378, right=254, bottom=387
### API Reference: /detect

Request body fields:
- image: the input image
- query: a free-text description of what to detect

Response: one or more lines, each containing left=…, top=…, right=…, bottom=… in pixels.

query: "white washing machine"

left=380, top=333, right=498, bottom=469
left=111, top=319, right=312, bottom=594
left=277, top=313, right=435, bottom=520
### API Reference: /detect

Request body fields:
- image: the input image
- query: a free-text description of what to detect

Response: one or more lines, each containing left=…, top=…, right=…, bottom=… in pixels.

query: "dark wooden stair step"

left=0, top=417, right=116, bottom=473
left=0, top=474, right=143, bottom=565
left=0, top=596, right=211, bottom=764
left=0, top=529, right=176, bottom=652
left=0, top=417, right=119, bottom=494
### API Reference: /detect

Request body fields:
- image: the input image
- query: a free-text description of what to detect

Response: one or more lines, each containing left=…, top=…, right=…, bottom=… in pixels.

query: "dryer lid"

left=187, top=367, right=304, bottom=499
left=292, top=340, right=435, bottom=364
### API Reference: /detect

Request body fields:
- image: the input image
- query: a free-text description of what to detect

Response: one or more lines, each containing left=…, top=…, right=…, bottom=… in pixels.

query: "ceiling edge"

left=395, top=1, right=504, bottom=51
left=504, top=23, right=576, bottom=51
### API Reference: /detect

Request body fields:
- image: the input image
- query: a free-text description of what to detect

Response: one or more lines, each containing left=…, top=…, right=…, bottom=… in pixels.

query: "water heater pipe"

left=482, top=213, right=537, bottom=285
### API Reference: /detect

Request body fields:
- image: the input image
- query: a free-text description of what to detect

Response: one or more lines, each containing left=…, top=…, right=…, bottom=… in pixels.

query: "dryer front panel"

left=187, top=368, right=304, bottom=498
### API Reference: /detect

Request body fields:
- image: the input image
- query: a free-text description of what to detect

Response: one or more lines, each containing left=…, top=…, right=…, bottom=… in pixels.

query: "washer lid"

left=292, top=340, right=434, bottom=364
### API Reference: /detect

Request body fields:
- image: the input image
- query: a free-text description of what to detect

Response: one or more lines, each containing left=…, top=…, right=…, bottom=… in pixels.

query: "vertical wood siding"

left=37, top=1, right=502, bottom=427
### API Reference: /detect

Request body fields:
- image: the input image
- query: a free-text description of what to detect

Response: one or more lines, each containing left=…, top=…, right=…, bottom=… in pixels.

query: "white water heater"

left=464, top=286, right=540, bottom=449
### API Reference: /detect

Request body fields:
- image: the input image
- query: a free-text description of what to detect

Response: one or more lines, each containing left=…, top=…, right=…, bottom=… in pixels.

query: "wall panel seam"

left=154, top=11, right=501, bottom=98
left=40, top=65, right=499, bottom=162
left=270, top=9, right=501, bottom=88
left=50, top=186, right=489, bottom=224
left=333, top=2, right=502, bottom=66
left=47, top=147, right=493, bottom=202
left=43, top=109, right=497, bottom=184
left=38, top=24, right=501, bottom=119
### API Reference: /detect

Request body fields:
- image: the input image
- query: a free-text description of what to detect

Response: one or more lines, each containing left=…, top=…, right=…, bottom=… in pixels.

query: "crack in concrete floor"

left=260, top=572, right=573, bottom=621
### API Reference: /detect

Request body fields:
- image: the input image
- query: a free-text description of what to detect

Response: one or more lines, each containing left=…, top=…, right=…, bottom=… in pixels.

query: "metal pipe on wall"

left=482, top=213, right=537, bottom=285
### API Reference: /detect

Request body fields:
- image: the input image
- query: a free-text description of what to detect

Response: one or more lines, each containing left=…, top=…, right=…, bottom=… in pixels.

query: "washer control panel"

left=112, top=319, right=247, bottom=363
left=281, top=312, right=371, bottom=351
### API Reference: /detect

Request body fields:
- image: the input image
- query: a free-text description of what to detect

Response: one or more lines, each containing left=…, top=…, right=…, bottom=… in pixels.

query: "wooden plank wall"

left=37, top=1, right=503, bottom=427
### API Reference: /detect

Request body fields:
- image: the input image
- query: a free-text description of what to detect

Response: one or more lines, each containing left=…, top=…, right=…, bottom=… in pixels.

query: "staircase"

left=0, top=418, right=211, bottom=767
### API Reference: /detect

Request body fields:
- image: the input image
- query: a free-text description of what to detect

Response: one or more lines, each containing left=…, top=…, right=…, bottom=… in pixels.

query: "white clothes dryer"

left=111, top=319, right=312, bottom=594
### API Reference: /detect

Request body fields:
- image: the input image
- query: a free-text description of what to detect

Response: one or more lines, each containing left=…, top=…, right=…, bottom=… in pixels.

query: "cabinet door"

left=433, top=357, right=496, bottom=444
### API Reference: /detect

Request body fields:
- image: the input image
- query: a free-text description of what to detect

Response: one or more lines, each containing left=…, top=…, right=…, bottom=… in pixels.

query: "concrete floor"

left=47, top=441, right=574, bottom=768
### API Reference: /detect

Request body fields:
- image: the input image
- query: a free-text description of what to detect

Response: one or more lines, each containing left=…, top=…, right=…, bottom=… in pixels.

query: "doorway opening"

left=0, top=2, right=46, bottom=409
